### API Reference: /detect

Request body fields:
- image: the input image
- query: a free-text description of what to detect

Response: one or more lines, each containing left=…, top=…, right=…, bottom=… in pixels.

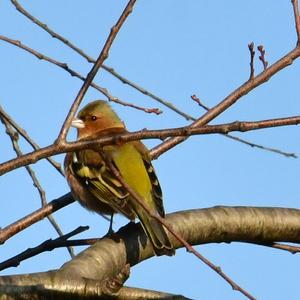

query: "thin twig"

left=151, top=44, right=300, bottom=159
left=292, top=0, right=300, bottom=44
left=191, top=94, right=210, bottom=110
left=10, top=0, right=96, bottom=64
left=56, top=0, right=137, bottom=142
left=0, top=226, right=89, bottom=271
left=257, top=45, right=268, bottom=70
left=2, top=36, right=295, bottom=158
left=102, top=152, right=255, bottom=300
left=254, top=242, right=300, bottom=254
left=0, top=117, right=74, bottom=257
left=0, top=35, right=113, bottom=100
left=102, top=64, right=189, bottom=118
left=0, top=104, right=63, bottom=175
left=248, top=42, right=255, bottom=80
left=10, top=0, right=190, bottom=120
left=0, top=36, right=161, bottom=115
left=191, top=95, right=297, bottom=158
left=2, top=36, right=292, bottom=159
left=108, top=97, right=162, bottom=115
left=151, top=0, right=300, bottom=159
left=7, top=0, right=292, bottom=157
left=3, top=35, right=288, bottom=160
left=224, top=134, right=297, bottom=158
left=46, top=215, right=75, bottom=258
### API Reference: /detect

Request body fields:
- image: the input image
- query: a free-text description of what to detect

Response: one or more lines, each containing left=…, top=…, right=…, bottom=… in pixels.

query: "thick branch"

left=0, top=207, right=300, bottom=298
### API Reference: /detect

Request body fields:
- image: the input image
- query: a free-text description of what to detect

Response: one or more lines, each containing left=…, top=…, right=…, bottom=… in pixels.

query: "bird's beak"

left=71, top=118, right=85, bottom=129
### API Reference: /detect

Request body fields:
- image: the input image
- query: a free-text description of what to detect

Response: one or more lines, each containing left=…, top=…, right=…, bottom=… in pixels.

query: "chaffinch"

left=64, top=100, right=174, bottom=256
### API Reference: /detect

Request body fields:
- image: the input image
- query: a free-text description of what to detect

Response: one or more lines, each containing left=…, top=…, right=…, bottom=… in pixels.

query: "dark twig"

left=0, top=193, right=74, bottom=245
left=102, top=152, right=255, bottom=300
left=191, top=95, right=297, bottom=158
left=248, top=42, right=255, bottom=80
left=257, top=45, right=268, bottom=70
left=0, top=226, right=88, bottom=271
left=191, top=94, right=210, bottom=111
left=0, top=104, right=63, bottom=175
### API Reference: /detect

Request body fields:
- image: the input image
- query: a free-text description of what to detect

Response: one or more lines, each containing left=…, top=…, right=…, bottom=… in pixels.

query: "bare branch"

left=56, top=0, right=137, bottom=142
left=0, top=193, right=74, bottom=245
left=0, top=226, right=88, bottom=271
left=0, top=36, right=161, bottom=116
left=10, top=0, right=191, bottom=121
left=2, top=206, right=300, bottom=298
left=0, top=117, right=74, bottom=257
left=5, top=3, right=292, bottom=158
left=292, top=0, right=300, bottom=44
left=102, top=152, right=255, bottom=300
left=0, top=104, right=63, bottom=175
left=151, top=45, right=300, bottom=159
left=191, top=95, right=297, bottom=158
left=254, top=242, right=300, bottom=254
left=224, top=134, right=297, bottom=158
left=3, top=35, right=295, bottom=159
left=248, top=42, right=255, bottom=80
left=1, top=115, right=300, bottom=176
left=257, top=45, right=268, bottom=70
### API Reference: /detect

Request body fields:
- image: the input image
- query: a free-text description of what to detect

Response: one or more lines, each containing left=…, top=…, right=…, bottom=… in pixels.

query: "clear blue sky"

left=1, top=1, right=300, bottom=299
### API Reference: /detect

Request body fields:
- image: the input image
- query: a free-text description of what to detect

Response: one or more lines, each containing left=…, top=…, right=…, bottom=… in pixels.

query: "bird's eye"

left=91, top=115, right=97, bottom=121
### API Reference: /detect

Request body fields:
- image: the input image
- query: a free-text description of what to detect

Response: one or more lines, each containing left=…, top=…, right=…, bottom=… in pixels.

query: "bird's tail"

left=137, top=211, right=175, bottom=256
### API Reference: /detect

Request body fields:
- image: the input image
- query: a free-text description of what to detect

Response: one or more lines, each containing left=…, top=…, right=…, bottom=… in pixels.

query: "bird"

left=64, top=100, right=175, bottom=256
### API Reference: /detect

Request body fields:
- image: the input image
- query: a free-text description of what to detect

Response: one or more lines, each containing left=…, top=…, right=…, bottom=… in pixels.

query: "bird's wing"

left=141, top=157, right=165, bottom=217
left=71, top=150, right=135, bottom=220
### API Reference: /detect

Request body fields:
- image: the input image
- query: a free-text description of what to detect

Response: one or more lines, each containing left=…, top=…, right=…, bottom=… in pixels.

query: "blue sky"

left=1, top=1, right=300, bottom=299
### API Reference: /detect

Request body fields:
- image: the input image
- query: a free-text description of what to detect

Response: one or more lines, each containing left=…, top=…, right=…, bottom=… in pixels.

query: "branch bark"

left=1, top=206, right=300, bottom=299
left=1, top=115, right=300, bottom=176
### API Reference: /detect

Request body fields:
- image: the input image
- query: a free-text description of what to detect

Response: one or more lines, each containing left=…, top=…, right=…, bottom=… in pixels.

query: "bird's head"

left=71, top=100, right=125, bottom=139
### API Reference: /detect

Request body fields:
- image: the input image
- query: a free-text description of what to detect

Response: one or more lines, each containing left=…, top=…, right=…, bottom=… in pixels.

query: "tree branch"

left=151, top=45, right=300, bottom=158
left=191, top=94, right=297, bottom=158
left=1, top=115, right=300, bottom=176
left=10, top=0, right=192, bottom=121
left=0, top=193, right=74, bottom=245
left=1, top=207, right=300, bottom=298
left=0, top=226, right=89, bottom=271
left=56, top=0, right=137, bottom=142
left=0, top=104, right=64, bottom=175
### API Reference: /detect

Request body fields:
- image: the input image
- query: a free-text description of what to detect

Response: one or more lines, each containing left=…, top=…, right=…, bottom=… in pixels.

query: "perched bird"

left=64, top=100, right=174, bottom=256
